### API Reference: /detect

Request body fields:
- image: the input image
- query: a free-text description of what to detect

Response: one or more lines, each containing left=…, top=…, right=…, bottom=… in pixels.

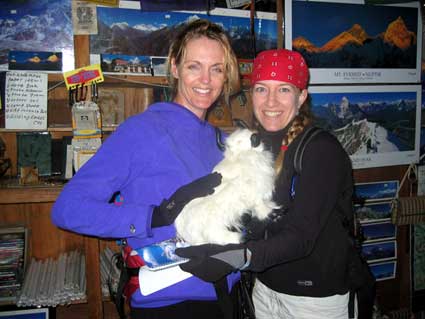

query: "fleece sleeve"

left=247, top=134, right=352, bottom=272
left=51, top=119, right=156, bottom=239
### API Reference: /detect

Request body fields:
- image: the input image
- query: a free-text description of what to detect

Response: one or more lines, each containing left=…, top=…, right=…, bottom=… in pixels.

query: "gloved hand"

left=151, top=172, right=222, bottom=228
left=175, top=243, right=250, bottom=282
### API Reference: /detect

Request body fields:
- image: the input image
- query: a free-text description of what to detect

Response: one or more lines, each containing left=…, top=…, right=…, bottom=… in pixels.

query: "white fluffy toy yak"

left=174, top=128, right=278, bottom=245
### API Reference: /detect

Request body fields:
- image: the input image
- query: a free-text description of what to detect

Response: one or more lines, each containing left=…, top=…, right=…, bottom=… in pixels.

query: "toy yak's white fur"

left=175, top=128, right=278, bottom=245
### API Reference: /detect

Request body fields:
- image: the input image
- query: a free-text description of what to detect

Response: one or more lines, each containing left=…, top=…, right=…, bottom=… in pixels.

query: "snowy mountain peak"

left=111, top=22, right=129, bottom=30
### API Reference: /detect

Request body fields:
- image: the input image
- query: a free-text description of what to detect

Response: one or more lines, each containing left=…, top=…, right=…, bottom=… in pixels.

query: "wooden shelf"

left=0, top=179, right=64, bottom=204
left=0, top=127, right=116, bottom=133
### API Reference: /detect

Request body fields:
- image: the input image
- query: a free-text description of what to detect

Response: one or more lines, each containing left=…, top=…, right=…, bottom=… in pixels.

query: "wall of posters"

left=309, top=85, right=421, bottom=169
left=285, top=0, right=422, bottom=84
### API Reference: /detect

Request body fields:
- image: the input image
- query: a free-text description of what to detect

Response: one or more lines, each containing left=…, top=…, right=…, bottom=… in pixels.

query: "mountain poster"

left=285, top=0, right=422, bottom=84
left=89, top=3, right=277, bottom=62
left=309, top=85, right=421, bottom=169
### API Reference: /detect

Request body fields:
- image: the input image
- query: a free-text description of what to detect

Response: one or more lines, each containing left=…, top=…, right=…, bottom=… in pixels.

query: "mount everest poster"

left=285, top=0, right=422, bottom=84
left=309, top=85, right=421, bottom=169
left=0, top=0, right=74, bottom=71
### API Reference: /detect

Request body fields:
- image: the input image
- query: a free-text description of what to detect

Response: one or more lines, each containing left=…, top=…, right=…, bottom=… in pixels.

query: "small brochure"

left=136, top=237, right=189, bottom=271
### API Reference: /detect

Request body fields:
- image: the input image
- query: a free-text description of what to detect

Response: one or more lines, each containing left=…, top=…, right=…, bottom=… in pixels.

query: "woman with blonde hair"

left=52, top=19, right=241, bottom=319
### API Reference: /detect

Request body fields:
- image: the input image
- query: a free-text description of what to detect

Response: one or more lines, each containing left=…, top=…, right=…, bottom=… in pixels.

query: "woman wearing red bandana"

left=176, top=49, right=374, bottom=318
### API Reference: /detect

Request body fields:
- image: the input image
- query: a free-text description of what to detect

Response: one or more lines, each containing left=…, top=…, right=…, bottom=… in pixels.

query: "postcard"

left=101, top=54, right=152, bottom=76
left=309, top=85, right=421, bottom=169
left=354, top=180, right=398, bottom=203
left=369, top=260, right=396, bottom=281
left=355, top=201, right=393, bottom=223
left=362, top=240, right=397, bottom=263
left=361, top=221, right=397, bottom=243
left=8, top=51, right=62, bottom=72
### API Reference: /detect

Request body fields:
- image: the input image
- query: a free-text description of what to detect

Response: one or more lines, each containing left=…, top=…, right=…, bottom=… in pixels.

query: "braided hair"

left=274, top=96, right=314, bottom=175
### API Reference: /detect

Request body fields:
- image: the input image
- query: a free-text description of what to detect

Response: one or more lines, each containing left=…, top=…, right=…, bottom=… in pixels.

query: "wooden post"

left=277, top=0, right=284, bottom=49
left=74, top=34, right=104, bottom=319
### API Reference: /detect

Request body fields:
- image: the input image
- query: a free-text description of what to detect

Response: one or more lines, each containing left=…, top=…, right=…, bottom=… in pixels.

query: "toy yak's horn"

left=250, top=133, right=260, bottom=147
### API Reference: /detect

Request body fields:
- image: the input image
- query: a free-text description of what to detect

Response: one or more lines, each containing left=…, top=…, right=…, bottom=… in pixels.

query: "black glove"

left=175, top=243, right=249, bottom=282
left=151, top=172, right=222, bottom=228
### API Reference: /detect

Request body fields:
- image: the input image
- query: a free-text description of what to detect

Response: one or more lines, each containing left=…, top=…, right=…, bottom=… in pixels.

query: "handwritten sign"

left=5, top=71, right=48, bottom=130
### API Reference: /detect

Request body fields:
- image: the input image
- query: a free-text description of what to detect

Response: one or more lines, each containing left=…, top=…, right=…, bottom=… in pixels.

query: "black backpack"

left=294, top=126, right=376, bottom=319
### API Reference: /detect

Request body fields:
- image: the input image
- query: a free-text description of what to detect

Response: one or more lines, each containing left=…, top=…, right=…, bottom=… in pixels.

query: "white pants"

left=252, top=279, right=356, bottom=319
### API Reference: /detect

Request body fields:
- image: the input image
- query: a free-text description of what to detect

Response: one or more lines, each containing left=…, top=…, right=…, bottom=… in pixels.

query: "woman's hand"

left=151, top=172, right=222, bottom=227
left=175, top=243, right=249, bottom=282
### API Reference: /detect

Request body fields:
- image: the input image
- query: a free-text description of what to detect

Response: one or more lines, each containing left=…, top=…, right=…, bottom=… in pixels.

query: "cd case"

left=137, top=238, right=189, bottom=271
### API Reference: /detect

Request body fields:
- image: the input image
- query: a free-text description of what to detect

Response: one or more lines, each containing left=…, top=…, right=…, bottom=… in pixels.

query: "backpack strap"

left=293, top=126, right=324, bottom=175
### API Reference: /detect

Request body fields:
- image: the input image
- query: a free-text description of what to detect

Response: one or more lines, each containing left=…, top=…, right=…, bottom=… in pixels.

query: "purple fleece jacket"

left=51, top=102, right=239, bottom=308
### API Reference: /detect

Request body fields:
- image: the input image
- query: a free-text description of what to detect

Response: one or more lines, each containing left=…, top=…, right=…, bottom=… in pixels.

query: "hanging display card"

left=5, top=71, right=47, bottom=130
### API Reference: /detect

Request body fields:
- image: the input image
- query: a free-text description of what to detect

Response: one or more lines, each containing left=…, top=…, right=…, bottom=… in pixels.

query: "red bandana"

left=250, top=49, right=309, bottom=90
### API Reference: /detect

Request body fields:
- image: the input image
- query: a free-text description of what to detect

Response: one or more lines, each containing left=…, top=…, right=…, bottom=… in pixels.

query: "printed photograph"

left=101, top=54, right=152, bottom=75
left=285, top=0, right=421, bottom=83
left=355, top=201, right=393, bottom=223
left=362, top=240, right=397, bottom=263
left=369, top=260, right=397, bottom=281
left=238, top=59, right=253, bottom=79
left=361, top=221, right=397, bottom=243
left=0, top=0, right=74, bottom=71
left=151, top=56, right=167, bottom=77
left=8, top=51, right=62, bottom=71
left=354, top=180, right=398, bottom=202
left=90, top=4, right=276, bottom=60
left=309, top=85, right=421, bottom=169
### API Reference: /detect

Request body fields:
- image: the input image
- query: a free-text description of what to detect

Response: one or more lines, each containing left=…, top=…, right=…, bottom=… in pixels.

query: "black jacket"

left=247, top=125, right=355, bottom=297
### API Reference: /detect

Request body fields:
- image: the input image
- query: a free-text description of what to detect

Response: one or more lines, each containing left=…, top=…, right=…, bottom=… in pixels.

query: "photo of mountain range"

left=285, top=0, right=421, bottom=84
left=309, top=85, right=421, bottom=168
left=90, top=7, right=277, bottom=59
left=0, top=0, right=74, bottom=71
left=292, top=1, right=418, bottom=69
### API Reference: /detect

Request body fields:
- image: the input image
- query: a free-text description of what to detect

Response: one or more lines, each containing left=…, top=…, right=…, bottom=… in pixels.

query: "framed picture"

left=0, top=0, right=74, bottom=72
left=369, top=260, right=397, bottom=281
left=354, top=180, right=398, bottom=203
left=362, top=240, right=397, bottom=263
left=0, top=308, right=49, bottom=319
left=354, top=201, right=393, bottom=223
left=285, top=0, right=422, bottom=84
left=309, top=85, right=421, bottom=169
left=361, top=221, right=397, bottom=243
left=90, top=1, right=277, bottom=63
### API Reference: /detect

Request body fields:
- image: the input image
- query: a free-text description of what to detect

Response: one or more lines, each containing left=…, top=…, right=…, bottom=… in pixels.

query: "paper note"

left=5, top=71, right=47, bottom=129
